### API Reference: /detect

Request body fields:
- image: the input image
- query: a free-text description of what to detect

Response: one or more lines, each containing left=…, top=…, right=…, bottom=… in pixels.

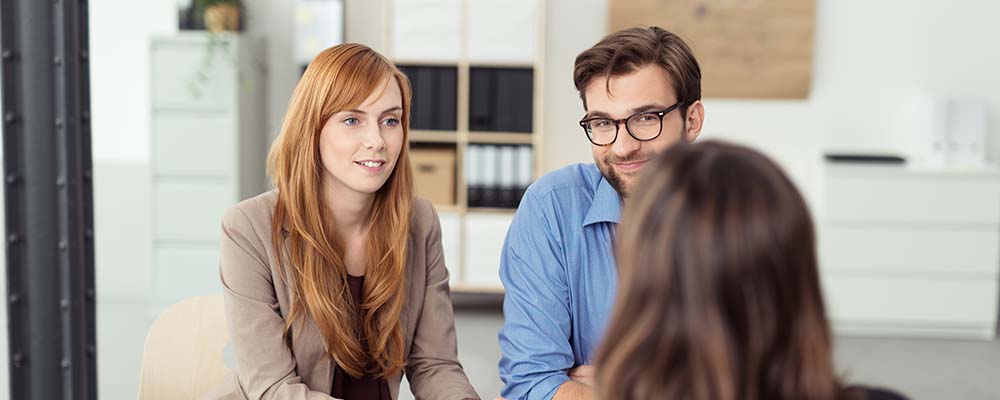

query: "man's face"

left=583, top=65, right=702, bottom=197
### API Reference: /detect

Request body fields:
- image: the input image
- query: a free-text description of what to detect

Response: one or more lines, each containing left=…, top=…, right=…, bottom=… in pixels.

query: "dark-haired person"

left=497, top=26, right=705, bottom=400
left=596, top=140, right=909, bottom=400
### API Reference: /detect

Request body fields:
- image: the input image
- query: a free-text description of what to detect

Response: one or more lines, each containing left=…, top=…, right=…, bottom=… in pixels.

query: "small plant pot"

left=204, top=3, right=240, bottom=32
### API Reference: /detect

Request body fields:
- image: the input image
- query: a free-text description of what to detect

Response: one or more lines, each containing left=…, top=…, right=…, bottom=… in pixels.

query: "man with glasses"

left=498, top=26, right=705, bottom=400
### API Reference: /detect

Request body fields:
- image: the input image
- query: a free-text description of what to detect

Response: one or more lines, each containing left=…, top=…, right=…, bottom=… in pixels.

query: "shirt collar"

left=583, top=176, right=622, bottom=227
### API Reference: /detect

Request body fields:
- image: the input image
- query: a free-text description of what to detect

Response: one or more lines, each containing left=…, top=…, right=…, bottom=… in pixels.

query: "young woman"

left=596, top=141, right=908, bottom=400
left=211, top=44, right=479, bottom=400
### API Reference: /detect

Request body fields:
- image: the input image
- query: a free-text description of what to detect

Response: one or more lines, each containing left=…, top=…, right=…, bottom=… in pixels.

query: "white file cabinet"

left=819, top=164, right=1000, bottom=338
left=150, top=33, right=267, bottom=315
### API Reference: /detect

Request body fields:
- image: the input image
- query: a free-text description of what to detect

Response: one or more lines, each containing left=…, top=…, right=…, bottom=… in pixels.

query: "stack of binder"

left=466, top=144, right=533, bottom=209
left=398, top=65, right=458, bottom=131
left=469, top=67, right=533, bottom=133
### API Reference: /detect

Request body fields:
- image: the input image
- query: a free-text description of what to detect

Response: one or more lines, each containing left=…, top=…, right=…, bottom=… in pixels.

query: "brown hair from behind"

left=573, top=26, right=701, bottom=113
left=266, top=43, right=414, bottom=379
left=596, top=140, right=858, bottom=400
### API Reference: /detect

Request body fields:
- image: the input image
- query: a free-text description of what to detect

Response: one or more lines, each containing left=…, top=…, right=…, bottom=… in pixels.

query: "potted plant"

left=196, top=0, right=243, bottom=32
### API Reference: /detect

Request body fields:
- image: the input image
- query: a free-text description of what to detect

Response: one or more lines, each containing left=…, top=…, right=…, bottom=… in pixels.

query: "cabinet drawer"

left=822, top=273, right=999, bottom=336
left=151, top=40, right=235, bottom=111
left=819, top=224, right=1000, bottom=274
left=154, top=180, right=234, bottom=241
left=825, top=168, right=1000, bottom=225
left=153, top=112, right=235, bottom=177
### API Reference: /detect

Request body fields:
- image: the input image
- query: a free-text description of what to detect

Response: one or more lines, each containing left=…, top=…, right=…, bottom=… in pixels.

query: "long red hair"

left=266, top=43, right=413, bottom=378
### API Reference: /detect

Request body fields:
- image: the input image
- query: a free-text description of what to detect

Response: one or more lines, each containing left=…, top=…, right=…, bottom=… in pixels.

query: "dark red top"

left=330, top=275, right=392, bottom=400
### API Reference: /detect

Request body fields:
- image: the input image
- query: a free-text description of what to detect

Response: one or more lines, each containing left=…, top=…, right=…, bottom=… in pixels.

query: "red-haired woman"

left=211, top=44, right=478, bottom=400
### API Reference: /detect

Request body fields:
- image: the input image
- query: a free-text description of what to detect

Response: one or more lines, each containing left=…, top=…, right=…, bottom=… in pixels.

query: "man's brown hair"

left=573, top=26, right=701, bottom=113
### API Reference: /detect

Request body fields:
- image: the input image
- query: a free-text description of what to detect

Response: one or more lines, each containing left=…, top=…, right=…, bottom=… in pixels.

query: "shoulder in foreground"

left=844, top=385, right=911, bottom=400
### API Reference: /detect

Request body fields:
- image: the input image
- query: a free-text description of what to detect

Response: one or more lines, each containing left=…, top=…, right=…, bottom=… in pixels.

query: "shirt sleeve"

left=497, top=190, right=575, bottom=400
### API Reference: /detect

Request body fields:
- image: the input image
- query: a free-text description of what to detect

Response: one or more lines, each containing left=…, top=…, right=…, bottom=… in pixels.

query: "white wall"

left=541, top=0, right=606, bottom=174
left=90, top=0, right=175, bottom=162
left=243, top=0, right=295, bottom=142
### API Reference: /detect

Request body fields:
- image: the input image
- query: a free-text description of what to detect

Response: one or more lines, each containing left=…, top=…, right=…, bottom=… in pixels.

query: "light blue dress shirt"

left=498, top=163, right=620, bottom=400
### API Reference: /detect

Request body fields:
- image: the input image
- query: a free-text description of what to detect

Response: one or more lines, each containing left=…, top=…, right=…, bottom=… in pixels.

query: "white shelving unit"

left=386, top=0, right=547, bottom=295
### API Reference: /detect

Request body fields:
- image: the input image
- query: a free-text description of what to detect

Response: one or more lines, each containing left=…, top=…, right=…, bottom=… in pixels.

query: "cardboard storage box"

left=410, top=148, right=456, bottom=206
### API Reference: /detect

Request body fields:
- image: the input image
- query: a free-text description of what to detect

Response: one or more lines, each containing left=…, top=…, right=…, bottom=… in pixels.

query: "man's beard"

left=599, top=122, right=688, bottom=198
left=597, top=150, right=651, bottom=198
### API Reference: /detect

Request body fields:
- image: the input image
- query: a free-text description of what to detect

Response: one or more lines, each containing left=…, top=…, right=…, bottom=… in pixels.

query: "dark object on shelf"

left=824, top=153, right=906, bottom=165
left=179, top=2, right=203, bottom=30
left=451, top=290, right=504, bottom=309
left=398, top=65, right=458, bottom=130
left=480, top=182, right=501, bottom=208
left=467, top=144, right=533, bottom=209
left=470, top=67, right=533, bottom=132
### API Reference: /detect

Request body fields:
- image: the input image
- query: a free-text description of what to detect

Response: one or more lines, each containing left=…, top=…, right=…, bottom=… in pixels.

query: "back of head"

left=597, top=140, right=844, bottom=400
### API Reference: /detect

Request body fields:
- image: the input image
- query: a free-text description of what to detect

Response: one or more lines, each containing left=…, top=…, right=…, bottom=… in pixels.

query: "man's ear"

left=684, top=100, right=705, bottom=142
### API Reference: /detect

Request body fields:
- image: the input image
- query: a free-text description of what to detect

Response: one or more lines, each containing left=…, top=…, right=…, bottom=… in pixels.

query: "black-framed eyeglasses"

left=579, top=101, right=686, bottom=146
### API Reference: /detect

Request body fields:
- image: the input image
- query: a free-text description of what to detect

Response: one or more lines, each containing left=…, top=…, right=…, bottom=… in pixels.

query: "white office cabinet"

left=150, top=33, right=267, bottom=314
left=820, top=164, right=1000, bottom=339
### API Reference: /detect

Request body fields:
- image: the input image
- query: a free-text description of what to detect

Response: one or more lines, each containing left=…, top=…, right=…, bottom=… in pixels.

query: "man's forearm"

left=552, top=380, right=594, bottom=400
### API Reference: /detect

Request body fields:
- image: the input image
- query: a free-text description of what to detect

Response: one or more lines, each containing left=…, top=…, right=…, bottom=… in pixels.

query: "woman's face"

left=318, top=76, right=405, bottom=200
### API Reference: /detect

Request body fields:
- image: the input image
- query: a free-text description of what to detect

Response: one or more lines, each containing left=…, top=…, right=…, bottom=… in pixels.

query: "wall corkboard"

left=610, top=0, right=816, bottom=99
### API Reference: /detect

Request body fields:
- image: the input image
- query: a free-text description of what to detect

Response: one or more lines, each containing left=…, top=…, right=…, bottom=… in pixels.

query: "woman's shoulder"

left=221, top=189, right=279, bottom=237
left=844, top=385, right=910, bottom=400
left=409, top=196, right=439, bottom=239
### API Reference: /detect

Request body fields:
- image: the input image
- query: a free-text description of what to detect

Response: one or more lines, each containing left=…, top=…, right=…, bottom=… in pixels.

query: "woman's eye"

left=343, top=117, right=361, bottom=126
left=382, top=117, right=400, bottom=127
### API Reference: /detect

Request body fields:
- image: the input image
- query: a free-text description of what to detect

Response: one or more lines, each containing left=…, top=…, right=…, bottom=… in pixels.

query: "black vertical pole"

left=1, top=0, right=97, bottom=398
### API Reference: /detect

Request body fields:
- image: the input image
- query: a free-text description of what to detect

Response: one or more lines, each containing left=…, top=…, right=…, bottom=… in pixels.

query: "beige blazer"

left=207, top=190, right=479, bottom=400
